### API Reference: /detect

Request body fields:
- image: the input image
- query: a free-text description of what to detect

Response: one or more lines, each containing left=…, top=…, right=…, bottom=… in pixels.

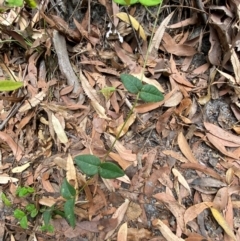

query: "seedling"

left=113, top=0, right=162, bottom=6
left=16, top=186, right=35, bottom=197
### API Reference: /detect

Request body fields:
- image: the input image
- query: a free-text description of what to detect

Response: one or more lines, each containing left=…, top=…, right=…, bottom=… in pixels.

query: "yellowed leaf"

left=210, top=207, right=237, bottom=241
left=172, top=167, right=191, bottom=195
left=116, top=12, right=146, bottom=41
left=117, top=222, right=128, bottom=241
left=66, top=154, right=78, bottom=190
left=12, top=162, right=30, bottom=173
left=152, top=219, right=185, bottom=241
left=51, top=113, right=68, bottom=144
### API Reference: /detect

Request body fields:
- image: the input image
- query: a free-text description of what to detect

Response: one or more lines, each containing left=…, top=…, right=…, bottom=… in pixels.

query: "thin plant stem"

left=103, top=2, right=163, bottom=162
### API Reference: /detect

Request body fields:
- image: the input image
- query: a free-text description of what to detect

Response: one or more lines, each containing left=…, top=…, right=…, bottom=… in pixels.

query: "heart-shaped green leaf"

left=120, top=74, right=143, bottom=94
left=139, top=0, right=162, bottom=6
left=99, top=162, right=124, bottom=179
left=74, top=154, right=101, bottom=176
left=113, top=0, right=138, bottom=5
left=139, top=84, right=164, bottom=102
left=60, top=178, right=76, bottom=200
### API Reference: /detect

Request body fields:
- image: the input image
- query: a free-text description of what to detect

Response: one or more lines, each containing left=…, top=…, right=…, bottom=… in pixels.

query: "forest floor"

left=0, top=0, right=240, bottom=240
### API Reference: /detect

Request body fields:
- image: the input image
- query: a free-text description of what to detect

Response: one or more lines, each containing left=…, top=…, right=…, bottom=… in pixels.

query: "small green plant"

left=0, top=193, right=12, bottom=207
left=16, top=186, right=35, bottom=197
left=113, top=0, right=162, bottom=6
left=13, top=203, right=38, bottom=229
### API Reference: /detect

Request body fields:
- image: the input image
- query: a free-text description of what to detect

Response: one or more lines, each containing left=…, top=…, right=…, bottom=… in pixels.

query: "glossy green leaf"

left=113, top=0, right=138, bottom=5
left=74, top=154, right=101, bottom=176
left=4, top=0, right=23, bottom=7
left=99, top=162, right=125, bottom=179
left=64, top=198, right=75, bottom=228
left=20, top=216, right=28, bottom=229
left=24, top=0, right=37, bottom=8
left=0, top=80, right=23, bottom=91
left=120, top=74, right=143, bottom=94
left=139, top=0, right=162, bottom=6
left=14, top=209, right=26, bottom=219
left=60, top=178, right=76, bottom=200
left=139, top=84, right=164, bottom=102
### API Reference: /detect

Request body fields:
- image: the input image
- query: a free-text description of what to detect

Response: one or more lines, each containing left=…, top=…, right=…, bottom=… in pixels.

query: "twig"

left=52, top=30, right=85, bottom=103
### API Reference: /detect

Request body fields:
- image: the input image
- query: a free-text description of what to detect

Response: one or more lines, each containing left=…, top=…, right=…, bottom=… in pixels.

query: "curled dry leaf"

left=152, top=219, right=185, bottom=241
left=172, top=168, right=191, bottom=195
left=18, top=91, right=46, bottom=112
left=51, top=113, right=68, bottom=144
left=66, top=154, right=78, bottom=190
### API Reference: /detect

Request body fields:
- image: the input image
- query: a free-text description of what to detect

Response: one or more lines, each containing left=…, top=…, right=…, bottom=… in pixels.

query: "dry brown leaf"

left=184, top=202, right=213, bottom=224
left=204, top=122, right=240, bottom=145
left=109, top=152, right=132, bottom=170
left=152, top=219, right=185, bottom=241
left=117, top=222, right=127, bottom=241
left=149, top=11, right=174, bottom=57
left=51, top=113, right=68, bottom=144
left=18, top=91, right=46, bottom=112
left=178, top=132, right=198, bottom=163
left=105, top=199, right=130, bottom=239
left=164, top=91, right=183, bottom=107
left=230, top=47, right=240, bottom=84
left=206, top=133, right=239, bottom=159
left=162, top=150, right=189, bottom=163
left=172, top=168, right=191, bottom=195
left=0, top=131, right=23, bottom=161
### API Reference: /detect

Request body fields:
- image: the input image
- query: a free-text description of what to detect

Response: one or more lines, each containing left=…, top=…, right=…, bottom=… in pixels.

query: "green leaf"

left=1, top=193, right=11, bottom=207
left=16, top=186, right=35, bottom=197
left=139, top=84, right=164, bottom=102
left=139, top=0, right=162, bottom=6
left=30, top=209, right=38, bottom=218
left=41, top=224, right=54, bottom=233
left=14, top=209, right=26, bottom=219
left=74, top=154, right=101, bottom=176
left=0, top=80, right=23, bottom=91
left=4, top=0, right=23, bottom=7
left=19, top=216, right=28, bottom=229
left=24, top=0, right=37, bottom=8
left=60, top=178, right=76, bottom=200
left=26, top=204, right=35, bottom=212
left=120, top=74, right=143, bottom=94
left=64, top=198, right=75, bottom=228
left=113, top=0, right=138, bottom=5
left=43, top=210, right=51, bottom=225
left=99, top=162, right=125, bottom=179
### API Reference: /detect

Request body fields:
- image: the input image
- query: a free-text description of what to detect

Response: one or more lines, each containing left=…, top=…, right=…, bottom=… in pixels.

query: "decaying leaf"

left=51, top=113, right=68, bottom=144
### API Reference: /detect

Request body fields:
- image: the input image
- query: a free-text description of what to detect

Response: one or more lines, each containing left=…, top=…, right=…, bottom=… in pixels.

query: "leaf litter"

left=0, top=0, right=240, bottom=240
